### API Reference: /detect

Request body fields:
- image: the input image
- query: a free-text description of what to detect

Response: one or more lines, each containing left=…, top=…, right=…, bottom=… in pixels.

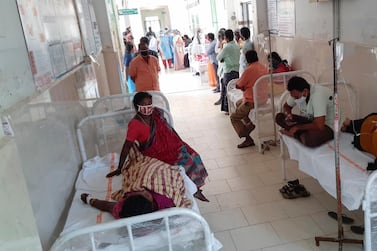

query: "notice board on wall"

left=16, top=0, right=84, bottom=83
left=267, top=0, right=295, bottom=37
left=75, top=0, right=102, bottom=56
left=0, top=0, right=101, bottom=112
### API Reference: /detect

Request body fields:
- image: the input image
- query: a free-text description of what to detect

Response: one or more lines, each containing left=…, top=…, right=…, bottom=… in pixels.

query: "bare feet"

left=341, top=118, right=351, bottom=132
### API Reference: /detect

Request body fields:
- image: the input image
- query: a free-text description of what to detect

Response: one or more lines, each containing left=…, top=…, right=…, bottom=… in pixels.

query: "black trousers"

left=221, top=71, right=239, bottom=112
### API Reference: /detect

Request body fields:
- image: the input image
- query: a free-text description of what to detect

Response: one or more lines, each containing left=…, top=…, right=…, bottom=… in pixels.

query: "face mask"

left=294, top=96, right=307, bottom=105
left=138, top=104, right=154, bottom=116
left=140, top=50, right=149, bottom=57
left=272, top=61, right=279, bottom=69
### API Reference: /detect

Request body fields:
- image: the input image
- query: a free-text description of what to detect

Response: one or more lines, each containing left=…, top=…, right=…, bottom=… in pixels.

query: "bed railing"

left=91, top=91, right=170, bottom=115
left=227, top=70, right=316, bottom=153
left=77, top=108, right=174, bottom=162
left=50, top=208, right=213, bottom=251
left=363, top=170, right=377, bottom=251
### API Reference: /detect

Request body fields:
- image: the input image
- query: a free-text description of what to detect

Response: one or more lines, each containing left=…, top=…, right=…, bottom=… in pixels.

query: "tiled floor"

left=160, top=69, right=365, bottom=251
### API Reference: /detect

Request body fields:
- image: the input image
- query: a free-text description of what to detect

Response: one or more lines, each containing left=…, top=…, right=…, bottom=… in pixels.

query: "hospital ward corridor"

left=2, top=0, right=377, bottom=250
left=157, top=70, right=365, bottom=251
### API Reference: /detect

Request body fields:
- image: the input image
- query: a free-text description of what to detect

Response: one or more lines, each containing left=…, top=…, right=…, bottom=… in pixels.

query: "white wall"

left=340, top=0, right=377, bottom=45
left=0, top=138, right=42, bottom=251
left=295, top=1, right=333, bottom=40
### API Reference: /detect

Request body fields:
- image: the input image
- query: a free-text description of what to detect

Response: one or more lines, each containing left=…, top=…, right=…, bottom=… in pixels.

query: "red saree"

left=139, top=108, right=208, bottom=188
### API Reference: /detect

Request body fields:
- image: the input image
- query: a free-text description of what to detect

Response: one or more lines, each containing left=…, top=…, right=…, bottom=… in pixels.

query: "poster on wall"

left=16, top=0, right=54, bottom=89
left=75, top=0, right=102, bottom=56
left=277, top=0, right=295, bottom=37
left=267, top=0, right=295, bottom=37
left=16, top=0, right=84, bottom=81
left=267, top=0, right=278, bottom=33
left=88, top=0, right=102, bottom=55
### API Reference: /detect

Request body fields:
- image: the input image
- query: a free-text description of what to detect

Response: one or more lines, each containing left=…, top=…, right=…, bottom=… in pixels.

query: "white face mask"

left=137, top=104, right=154, bottom=116
left=294, top=96, right=307, bottom=105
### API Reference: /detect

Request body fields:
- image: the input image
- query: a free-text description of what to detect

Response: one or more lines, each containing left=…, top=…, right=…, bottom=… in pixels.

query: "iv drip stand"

left=314, top=37, right=363, bottom=251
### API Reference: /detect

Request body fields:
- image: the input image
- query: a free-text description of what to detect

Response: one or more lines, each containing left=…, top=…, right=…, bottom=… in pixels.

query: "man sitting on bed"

left=275, top=76, right=334, bottom=147
left=81, top=145, right=192, bottom=219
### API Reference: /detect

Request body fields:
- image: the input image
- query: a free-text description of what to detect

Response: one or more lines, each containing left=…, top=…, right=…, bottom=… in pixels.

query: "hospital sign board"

left=118, top=8, right=138, bottom=15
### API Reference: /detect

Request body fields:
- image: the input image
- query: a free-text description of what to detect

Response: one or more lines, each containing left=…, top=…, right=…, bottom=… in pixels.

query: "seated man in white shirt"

left=275, top=76, right=334, bottom=147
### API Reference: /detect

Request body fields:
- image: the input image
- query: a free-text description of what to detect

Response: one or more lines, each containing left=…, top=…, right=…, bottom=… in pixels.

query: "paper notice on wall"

left=277, top=0, right=295, bottom=37
left=267, top=0, right=278, bottom=32
left=2, top=116, right=14, bottom=136
left=16, top=0, right=54, bottom=89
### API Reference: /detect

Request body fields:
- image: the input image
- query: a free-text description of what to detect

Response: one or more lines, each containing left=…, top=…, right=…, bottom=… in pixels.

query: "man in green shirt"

left=216, top=29, right=240, bottom=114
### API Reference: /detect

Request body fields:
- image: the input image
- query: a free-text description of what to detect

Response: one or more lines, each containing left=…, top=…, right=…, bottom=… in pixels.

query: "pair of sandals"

left=279, top=179, right=311, bottom=199
left=327, top=211, right=364, bottom=235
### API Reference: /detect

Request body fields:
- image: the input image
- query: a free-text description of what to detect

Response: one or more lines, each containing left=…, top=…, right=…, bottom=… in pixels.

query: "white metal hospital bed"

left=50, top=108, right=221, bottom=251
left=90, top=91, right=170, bottom=115
left=279, top=82, right=375, bottom=211
left=227, top=70, right=316, bottom=153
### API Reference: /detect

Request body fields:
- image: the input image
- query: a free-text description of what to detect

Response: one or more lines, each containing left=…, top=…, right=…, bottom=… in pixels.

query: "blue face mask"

left=272, top=61, right=279, bottom=69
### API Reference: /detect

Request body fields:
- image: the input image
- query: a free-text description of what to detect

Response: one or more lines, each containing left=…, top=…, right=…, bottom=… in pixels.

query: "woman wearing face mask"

left=275, top=76, right=334, bottom=147
left=268, top=52, right=292, bottom=73
left=107, top=92, right=210, bottom=202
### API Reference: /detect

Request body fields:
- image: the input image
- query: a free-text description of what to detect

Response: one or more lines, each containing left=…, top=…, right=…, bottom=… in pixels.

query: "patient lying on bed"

left=341, top=113, right=377, bottom=170
left=81, top=145, right=192, bottom=219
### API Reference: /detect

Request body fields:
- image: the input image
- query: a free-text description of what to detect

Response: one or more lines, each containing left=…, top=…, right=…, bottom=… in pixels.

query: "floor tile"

left=216, top=190, right=257, bottom=209
left=230, top=223, right=282, bottom=251
left=213, top=231, right=237, bottom=251
left=262, top=240, right=315, bottom=251
left=271, top=215, right=324, bottom=242
left=203, top=208, right=248, bottom=232
left=241, top=201, right=289, bottom=225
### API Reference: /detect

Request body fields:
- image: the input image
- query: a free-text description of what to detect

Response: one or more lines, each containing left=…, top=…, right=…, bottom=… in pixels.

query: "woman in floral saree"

left=107, top=91, right=209, bottom=202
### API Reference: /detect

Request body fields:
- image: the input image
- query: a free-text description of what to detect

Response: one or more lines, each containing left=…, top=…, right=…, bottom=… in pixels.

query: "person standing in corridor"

left=216, top=29, right=240, bottom=114
left=129, top=42, right=161, bottom=92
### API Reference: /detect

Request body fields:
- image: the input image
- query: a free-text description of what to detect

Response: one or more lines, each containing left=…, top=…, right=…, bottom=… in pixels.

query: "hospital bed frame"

left=51, top=207, right=212, bottom=251
left=77, top=108, right=173, bottom=162
left=279, top=80, right=366, bottom=247
left=51, top=108, right=217, bottom=251
left=90, top=91, right=170, bottom=115
left=227, top=70, right=316, bottom=153
left=280, top=81, right=359, bottom=180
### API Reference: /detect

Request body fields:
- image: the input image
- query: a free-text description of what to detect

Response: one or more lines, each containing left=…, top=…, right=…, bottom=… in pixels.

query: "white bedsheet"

left=63, top=153, right=200, bottom=235
left=60, top=153, right=222, bottom=251
left=282, top=133, right=373, bottom=211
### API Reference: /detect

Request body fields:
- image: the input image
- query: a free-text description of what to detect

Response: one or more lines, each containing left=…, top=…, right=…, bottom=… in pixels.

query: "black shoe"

left=214, top=100, right=221, bottom=105
left=327, top=211, right=354, bottom=224
left=350, top=225, right=364, bottom=235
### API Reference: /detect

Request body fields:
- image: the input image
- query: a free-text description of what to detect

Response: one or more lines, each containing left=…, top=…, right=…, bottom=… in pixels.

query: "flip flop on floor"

left=327, top=211, right=354, bottom=224
left=350, top=225, right=364, bottom=235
